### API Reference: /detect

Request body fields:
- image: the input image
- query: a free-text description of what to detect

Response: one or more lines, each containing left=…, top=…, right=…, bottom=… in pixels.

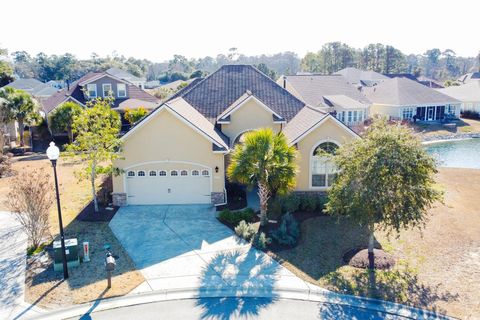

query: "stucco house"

left=436, top=81, right=480, bottom=114
left=364, top=77, right=461, bottom=122
left=111, top=65, right=358, bottom=206
left=279, top=74, right=371, bottom=128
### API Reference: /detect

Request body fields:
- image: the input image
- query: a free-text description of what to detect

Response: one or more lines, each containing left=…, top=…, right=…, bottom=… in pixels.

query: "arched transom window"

left=311, top=142, right=338, bottom=187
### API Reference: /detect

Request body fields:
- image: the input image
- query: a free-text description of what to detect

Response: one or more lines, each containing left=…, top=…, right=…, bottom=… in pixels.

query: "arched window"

left=192, top=170, right=199, bottom=176
left=171, top=170, right=178, bottom=176
left=137, top=170, right=146, bottom=177
left=311, top=142, right=338, bottom=187
left=202, top=170, right=210, bottom=177
left=149, top=170, right=157, bottom=177
left=180, top=170, right=188, bottom=176
left=159, top=170, right=167, bottom=176
left=127, top=171, right=135, bottom=177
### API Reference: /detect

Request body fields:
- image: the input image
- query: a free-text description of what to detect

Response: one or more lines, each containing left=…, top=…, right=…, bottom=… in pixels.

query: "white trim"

left=47, top=96, right=86, bottom=114
left=117, top=83, right=127, bottom=98
left=218, top=95, right=284, bottom=121
left=308, top=139, right=341, bottom=190
left=79, top=73, right=130, bottom=86
left=102, top=83, right=113, bottom=97
left=290, top=114, right=359, bottom=146
left=121, top=104, right=229, bottom=153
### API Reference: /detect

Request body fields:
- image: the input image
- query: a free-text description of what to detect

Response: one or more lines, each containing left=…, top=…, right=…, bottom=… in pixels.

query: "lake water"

left=424, top=138, right=480, bottom=169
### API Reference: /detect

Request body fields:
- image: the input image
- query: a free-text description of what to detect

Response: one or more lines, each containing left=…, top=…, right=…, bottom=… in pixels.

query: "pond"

left=424, top=138, right=480, bottom=169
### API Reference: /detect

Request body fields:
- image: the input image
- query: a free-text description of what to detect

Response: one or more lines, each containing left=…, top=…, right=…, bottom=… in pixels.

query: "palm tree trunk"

left=67, top=126, right=73, bottom=143
left=18, top=119, right=25, bottom=147
left=257, top=181, right=270, bottom=226
left=91, top=158, right=99, bottom=213
left=368, top=224, right=375, bottom=270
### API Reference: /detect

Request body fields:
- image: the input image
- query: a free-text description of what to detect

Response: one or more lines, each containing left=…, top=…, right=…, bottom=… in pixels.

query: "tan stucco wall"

left=221, top=98, right=282, bottom=145
left=113, top=108, right=225, bottom=193
left=370, top=104, right=401, bottom=119
left=294, top=117, right=357, bottom=191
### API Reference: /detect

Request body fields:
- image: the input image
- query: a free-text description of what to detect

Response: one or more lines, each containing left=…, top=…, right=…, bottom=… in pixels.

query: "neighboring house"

left=279, top=74, right=371, bottom=127
left=5, top=78, right=58, bottom=97
left=364, top=77, right=461, bottom=122
left=106, top=67, right=147, bottom=89
left=334, top=67, right=389, bottom=87
left=144, top=80, right=161, bottom=89
left=41, top=72, right=159, bottom=131
left=457, top=72, right=480, bottom=84
left=160, top=78, right=196, bottom=91
left=385, top=74, right=444, bottom=89
left=437, top=81, right=480, bottom=114
left=111, top=65, right=358, bottom=207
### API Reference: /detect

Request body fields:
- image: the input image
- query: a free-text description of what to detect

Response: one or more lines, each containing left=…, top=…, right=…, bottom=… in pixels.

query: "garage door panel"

left=126, top=169, right=211, bottom=205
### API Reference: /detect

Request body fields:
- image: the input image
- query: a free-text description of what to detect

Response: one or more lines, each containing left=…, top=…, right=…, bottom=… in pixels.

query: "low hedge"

left=269, top=193, right=327, bottom=217
left=218, top=208, right=255, bottom=226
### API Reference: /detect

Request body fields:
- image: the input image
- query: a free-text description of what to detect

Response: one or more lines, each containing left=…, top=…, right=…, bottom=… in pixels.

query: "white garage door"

left=126, top=168, right=211, bottom=205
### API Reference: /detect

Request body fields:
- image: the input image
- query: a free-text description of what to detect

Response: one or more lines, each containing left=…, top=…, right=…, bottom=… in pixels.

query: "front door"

left=427, top=107, right=435, bottom=121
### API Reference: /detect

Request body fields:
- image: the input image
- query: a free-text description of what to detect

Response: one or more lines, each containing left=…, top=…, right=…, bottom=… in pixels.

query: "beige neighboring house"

left=112, top=65, right=358, bottom=206
left=437, top=81, right=480, bottom=114
left=364, top=77, right=461, bottom=122
left=279, top=74, right=371, bottom=128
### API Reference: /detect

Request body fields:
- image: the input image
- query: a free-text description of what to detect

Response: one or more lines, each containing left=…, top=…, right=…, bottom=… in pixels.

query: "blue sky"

left=2, top=0, right=478, bottom=61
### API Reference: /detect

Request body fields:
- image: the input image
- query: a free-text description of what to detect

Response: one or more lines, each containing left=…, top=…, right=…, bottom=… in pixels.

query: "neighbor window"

left=446, top=105, right=456, bottom=115
left=192, top=170, right=199, bottom=176
left=171, top=170, right=178, bottom=176
left=347, top=111, right=353, bottom=124
left=117, top=83, right=127, bottom=98
left=102, top=83, right=113, bottom=97
left=149, top=170, right=157, bottom=177
left=311, top=142, right=338, bottom=188
left=402, top=107, right=415, bottom=120
left=137, top=170, right=146, bottom=177
left=180, top=170, right=188, bottom=176
left=86, top=84, right=97, bottom=98
left=159, top=170, right=167, bottom=176
left=127, top=171, right=135, bottom=177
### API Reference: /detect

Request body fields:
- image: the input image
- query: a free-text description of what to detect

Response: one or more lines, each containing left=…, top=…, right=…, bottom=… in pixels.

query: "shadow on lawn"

left=196, top=249, right=280, bottom=320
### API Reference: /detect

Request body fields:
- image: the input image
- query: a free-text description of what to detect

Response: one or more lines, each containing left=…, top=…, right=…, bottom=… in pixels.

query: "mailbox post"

left=105, top=252, right=116, bottom=288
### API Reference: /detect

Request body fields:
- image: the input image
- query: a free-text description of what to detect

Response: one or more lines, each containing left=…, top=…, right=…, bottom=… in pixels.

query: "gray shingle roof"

left=5, top=78, right=58, bottom=97
left=334, top=67, right=388, bottom=85
left=437, top=81, right=480, bottom=102
left=457, top=72, right=480, bottom=84
left=106, top=67, right=146, bottom=83
left=283, top=75, right=371, bottom=108
left=177, top=65, right=305, bottom=122
left=283, top=106, right=328, bottom=144
left=365, top=77, right=461, bottom=106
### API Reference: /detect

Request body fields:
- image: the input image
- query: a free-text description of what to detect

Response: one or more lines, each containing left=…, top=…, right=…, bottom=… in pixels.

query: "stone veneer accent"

left=293, top=190, right=328, bottom=197
left=112, top=193, right=127, bottom=206
left=211, top=192, right=226, bottom=205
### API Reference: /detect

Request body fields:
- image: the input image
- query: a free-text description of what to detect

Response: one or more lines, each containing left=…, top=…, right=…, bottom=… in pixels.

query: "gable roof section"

left=5, top=78, right=58, bottom=97
left=106, top=67, right=146, bottom=83
left=122, top=97, right=229, bottom=152
left=437, top=81, right=480, bottom=102
left=323, top=95, right=369, bottom=109
left=176, top=65, right=305, bottom=123
left=365, top=77, right=460, bottom=106
left=283, top=106, right=358, bottom=145
left=334, top=67, right=388, bottom=84
left=283, top=75, right=371, bottom=108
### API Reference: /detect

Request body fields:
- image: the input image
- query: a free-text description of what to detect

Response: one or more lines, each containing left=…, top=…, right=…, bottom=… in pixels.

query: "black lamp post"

left=46, top=141, right=69, bottom=279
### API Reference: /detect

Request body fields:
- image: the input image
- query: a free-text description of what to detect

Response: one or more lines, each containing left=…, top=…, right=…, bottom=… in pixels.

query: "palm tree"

left=227, top=128, right=297, bottom=226
left=0, top=87, right=39, bottom=146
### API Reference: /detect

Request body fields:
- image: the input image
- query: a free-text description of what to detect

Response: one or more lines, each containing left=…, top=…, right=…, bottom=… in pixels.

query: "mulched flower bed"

left=343, top=247, right=396, bottom=270
left=75, top=201, right=119, bottom=222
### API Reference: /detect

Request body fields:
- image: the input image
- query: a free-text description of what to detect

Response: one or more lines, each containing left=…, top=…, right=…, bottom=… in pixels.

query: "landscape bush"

left=0, top=153, right=12, bottom=178
left=234, top=220, right=257, bottom=241
left=270, top=213, right=300, bottom=246
left=254, top=232, right=271, bottom=250
left=461, top=110, right=480, bottom=120
left=218, top=208, right=255, bottom=226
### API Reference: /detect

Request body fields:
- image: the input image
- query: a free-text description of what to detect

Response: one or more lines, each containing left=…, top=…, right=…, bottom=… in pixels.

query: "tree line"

left=1, top=44, right=479, bottom=86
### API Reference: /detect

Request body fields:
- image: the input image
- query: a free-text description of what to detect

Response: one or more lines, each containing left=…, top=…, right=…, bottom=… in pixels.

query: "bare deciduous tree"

left=6, top=168, right=53, bottom=248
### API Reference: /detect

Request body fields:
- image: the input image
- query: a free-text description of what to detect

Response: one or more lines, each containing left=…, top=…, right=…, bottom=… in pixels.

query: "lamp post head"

left=46, top=141, right=60, bottom=162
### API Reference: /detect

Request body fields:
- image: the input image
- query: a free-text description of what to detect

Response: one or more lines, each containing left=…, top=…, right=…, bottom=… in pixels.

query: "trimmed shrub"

left=267, top=196, right=284, bottom=220
left=219, top=208, right=255, bottom=226
left=300, top=194, right=317, bottom=212
left=234, top=220, right=257, bottom=241
left=270, top=213, right=300, bottom=246
left=461, top=110, right=480, bottom=120
left=283, top=194, right=301, bottom=213
left=254, top=232, right=271, bottom=250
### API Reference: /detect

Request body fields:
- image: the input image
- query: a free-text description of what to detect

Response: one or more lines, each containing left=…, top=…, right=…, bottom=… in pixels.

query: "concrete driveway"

left=109, top=205, right=308, bottom=294
left=0, top=211, right=42, bottom=320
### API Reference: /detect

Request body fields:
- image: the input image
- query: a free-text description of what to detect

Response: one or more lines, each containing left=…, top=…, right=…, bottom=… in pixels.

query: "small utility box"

left=53, top=238, right=80, bottom=272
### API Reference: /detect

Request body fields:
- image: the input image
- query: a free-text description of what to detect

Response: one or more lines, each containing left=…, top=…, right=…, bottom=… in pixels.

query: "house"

left=5, top=78, right=58, bottom=97
left=111, top=65, right=358, bottom=206
left=385, top=74, right=444, bottom=89
left=457, top=72, right=480, bottom=84
left=41, top=71, right=159, bottom=131
left=160, top=78, right=196, bottom=91
left=334, top=67, right=388, bottom=87
left=364, top=77, right=461, bottom=122
left=279, top=74, right=371, bottom=127
left=106, top=67, right=147, bottom=89
left=437, top=81, right=480, bottom=114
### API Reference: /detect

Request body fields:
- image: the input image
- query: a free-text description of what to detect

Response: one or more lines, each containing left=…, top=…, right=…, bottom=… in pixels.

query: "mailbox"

left=105, top=254, right=116, bottom=271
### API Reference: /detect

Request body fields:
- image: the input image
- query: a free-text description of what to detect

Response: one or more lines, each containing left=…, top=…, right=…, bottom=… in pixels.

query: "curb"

left=31, top=286, right=453, bottom=320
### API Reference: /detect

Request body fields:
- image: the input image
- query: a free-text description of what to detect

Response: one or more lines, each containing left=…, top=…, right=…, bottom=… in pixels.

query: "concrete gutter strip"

left=32, top=286, right=453, bottom=320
